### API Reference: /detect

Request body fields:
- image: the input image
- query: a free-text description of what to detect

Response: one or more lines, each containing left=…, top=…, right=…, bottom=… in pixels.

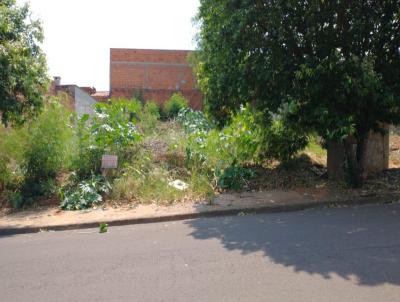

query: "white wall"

left=74, top=87, right=98, bottom=117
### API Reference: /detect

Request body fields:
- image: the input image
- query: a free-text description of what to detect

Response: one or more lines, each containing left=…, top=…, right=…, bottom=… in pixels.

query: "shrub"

left=0, top=154, right=11, bottom=191
left=261, top=119, right=309, bottom=163
left=216, top=166, right=255, bottom=191
left=72, top=115, right=102, bottom=179
left=139, top=101, right=160, bottom=134
left=91, top=100, right=142, bottom=153
left=177, top=107, right=212, bottom=133
left=184, top=104, right=263, bottom=172
left=8, top=191, right=23, bottom=209
left=144, top=101, right=160, bottom=118
left=60, top=175, right=111, bottom=210
left=73, top=99, right=142, bottom=179
left=164, top=93, right=189, bottom=119
left=219, top=105, right=263, bottom=164
left=21, top=100, right=75, bottom=203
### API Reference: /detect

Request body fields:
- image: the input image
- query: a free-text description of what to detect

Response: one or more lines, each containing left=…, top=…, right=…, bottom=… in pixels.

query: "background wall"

left=110, top=48, right=202, bottom=109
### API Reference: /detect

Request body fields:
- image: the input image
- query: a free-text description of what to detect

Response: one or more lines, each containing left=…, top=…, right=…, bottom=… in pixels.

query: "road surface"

left=1, top=203, right=400, bottom=301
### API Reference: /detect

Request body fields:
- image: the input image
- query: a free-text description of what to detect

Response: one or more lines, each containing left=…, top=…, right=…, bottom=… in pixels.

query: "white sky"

left=18, top=0, right=200, bottom=91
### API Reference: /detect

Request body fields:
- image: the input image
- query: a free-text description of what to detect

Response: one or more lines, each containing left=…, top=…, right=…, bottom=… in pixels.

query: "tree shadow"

left=185, top=203, right=400, bottom=286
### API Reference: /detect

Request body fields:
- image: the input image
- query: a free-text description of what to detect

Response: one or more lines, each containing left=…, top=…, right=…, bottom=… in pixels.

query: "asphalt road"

left=1, top=203, right=400, bottom=302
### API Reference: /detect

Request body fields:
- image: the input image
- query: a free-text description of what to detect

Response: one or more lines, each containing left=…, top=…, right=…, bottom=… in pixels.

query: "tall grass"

left=0, top=98, right=75, bottom=207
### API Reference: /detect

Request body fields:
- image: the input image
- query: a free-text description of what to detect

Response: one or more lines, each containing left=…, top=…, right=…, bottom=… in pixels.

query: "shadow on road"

left=186, top=203, right=400, bottom=286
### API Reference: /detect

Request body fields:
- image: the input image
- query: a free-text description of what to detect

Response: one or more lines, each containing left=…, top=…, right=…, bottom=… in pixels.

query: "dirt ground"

left=247, top=135, right=400, bottom=196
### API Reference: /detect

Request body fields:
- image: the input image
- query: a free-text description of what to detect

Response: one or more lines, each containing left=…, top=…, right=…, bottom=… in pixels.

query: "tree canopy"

left=0, top=0, right=48, bottom=126
left=196, top=1, right=400, bottom=137
left=195, top=0, right=400, bottom=183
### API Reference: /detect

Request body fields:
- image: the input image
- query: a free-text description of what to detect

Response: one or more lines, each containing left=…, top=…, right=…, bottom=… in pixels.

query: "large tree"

left=0, top=0, right=48, bottom=126
left=196, top=1, right=400, bottom=183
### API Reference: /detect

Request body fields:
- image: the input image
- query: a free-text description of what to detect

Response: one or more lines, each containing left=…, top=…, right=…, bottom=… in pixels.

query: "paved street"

left=1, top=203, right=400, bottom=302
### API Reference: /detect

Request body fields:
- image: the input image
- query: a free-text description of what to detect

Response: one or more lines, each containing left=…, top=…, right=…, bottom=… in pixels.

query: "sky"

left=18, top=0, right=200, bottom=91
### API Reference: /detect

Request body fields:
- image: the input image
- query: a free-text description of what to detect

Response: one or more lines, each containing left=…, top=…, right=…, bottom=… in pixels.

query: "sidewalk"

left=1, top=190, right=399, bottom=235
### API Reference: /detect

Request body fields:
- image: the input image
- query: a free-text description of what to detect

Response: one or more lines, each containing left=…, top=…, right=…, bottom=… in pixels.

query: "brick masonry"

left=110, top=48, right=202, bottom=109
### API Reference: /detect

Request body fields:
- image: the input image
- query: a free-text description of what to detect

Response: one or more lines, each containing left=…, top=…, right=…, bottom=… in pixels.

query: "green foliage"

left=144, top=101, right=160, bottom=118
left=305, top=135, right=327, bottom=158
left=216, top=166, right=255, bottom=191
left=182, top=105, right=306, bottom=191
left=221, top=105, right=264, bottom=163
left=261, top=119, right=309, bottom=163
left=196, top=0, right=400, bottom=182
left=177, top=107, right=212, bottom=133
left=60, top=175, right=111, bottom=210
left=9, top=191, right=23, bottom=209
left=181, top=105, right=266, bottom=193
left=0, top=154, right=12, bottom=190
left=73, top=99, right=142, bottom=179
left=184, top=105, right=264, bottom=171
left=0, top=98, right=74, bottom=207
left=0, top=114, right=30, bottom=196
left=187, top=51, right=201, bottom=81
left=0, top=124, right=26, bottom=166
left=72, top=115, right=101, bottom=179
left=99, top=223, right=108, bottom=233
left=92, top=99, right=142, bottom=152
left=188, top=170, right=214, bottom=203
left=138, top=101, right=161, bottom=134
left=111, top=144, right=186, bottom=204
left=0, top=0, right=48, bottom=126
left=23, top=101, right=74, bottom=182
left=21, top=100, right=74, bottom=202
left=112, top=165, right=186, bottom=204
left=164, top=93, right=189, bottom=119
left=111, top=127, right=214, bottom=204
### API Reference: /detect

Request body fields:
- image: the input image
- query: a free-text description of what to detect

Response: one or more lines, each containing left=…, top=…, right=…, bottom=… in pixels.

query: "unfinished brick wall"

left=110, top=48, right=202, bottom=109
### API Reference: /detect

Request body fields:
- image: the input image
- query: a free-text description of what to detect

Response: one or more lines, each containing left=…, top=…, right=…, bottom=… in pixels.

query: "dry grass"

left=110, top=121, right=214, bottom=206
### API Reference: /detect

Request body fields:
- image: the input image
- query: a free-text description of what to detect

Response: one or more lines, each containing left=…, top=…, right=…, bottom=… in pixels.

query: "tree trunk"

left=327, top=125, right=389, bottom=185
left=343, top=134, right=367, bottom=187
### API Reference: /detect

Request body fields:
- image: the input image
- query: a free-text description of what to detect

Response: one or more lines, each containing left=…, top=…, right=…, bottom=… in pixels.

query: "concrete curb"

left=1, top=193, right=399, bottom=236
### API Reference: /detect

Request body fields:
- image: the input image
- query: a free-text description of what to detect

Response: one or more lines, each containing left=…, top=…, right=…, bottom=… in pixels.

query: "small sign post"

left=101, top=155, right=118, bottom=176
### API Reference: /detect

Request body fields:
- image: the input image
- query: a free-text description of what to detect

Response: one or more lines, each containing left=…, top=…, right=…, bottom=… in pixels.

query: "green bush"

left=0, top=122, right=28, bottom=192
left=144, top=101, right=160, bottom=118
left=21, top=100, right=75, bottom=203
left=72, top=115, right=99, bottom=180
left=139, top=101, right=160, bottom=134
left=183, top=104, right=308, bottom=190
left=184, top=105, right=263, bottom=172
left=164, top=93, right=189, bottom=119
left=261, top=119, right=309, bottom=163
left=216, top=166, right=255, bottom=191
left=177, top=107, right=212, bottom=133
left=60, top=175, right=111, bottom=210
left=0, top=154, right=11, bottom=191
left=73, top=99, right=142, bottom=179
left=219, top=105, right=263, bottom=164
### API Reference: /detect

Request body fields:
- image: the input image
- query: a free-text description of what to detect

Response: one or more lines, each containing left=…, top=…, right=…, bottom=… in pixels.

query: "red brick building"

left=109, top=48, right=202, bottom=109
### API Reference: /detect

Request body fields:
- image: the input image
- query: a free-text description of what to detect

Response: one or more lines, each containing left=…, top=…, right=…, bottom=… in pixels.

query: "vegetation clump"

left=163, top=93, right=189, bottom=119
